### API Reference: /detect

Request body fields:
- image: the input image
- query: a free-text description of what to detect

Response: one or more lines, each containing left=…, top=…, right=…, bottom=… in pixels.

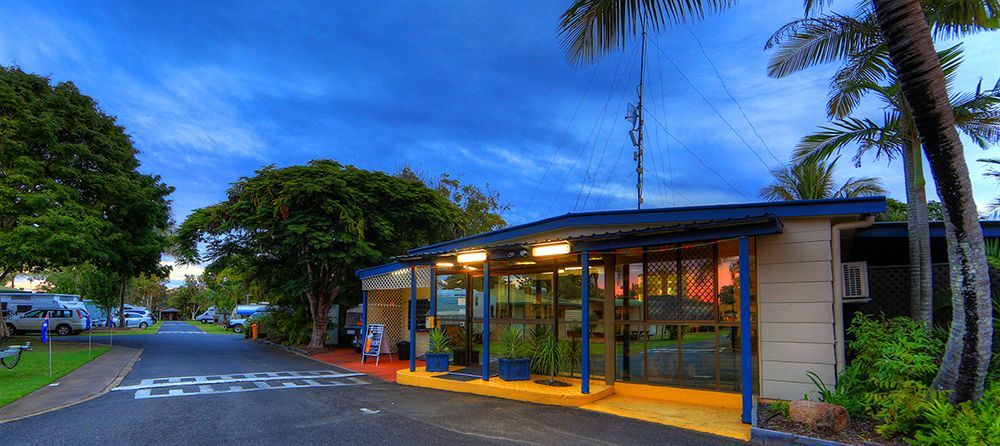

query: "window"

left=23, top=310, right=43, bottom=318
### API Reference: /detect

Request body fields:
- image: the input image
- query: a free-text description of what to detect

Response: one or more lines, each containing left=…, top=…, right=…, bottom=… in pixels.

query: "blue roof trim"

left=407, top=197, right=886, bottom=256
left=855, top=221, right=1000, bottom=238
left=356, top=262, right=404, bottom=279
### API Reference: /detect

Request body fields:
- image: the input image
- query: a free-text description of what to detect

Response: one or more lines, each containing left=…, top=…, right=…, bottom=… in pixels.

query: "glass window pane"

left=645, top=324, right=680, bottom=387
left=436, top=273, right=467, bottom=321
left=679, top=325, right=718, bottom=390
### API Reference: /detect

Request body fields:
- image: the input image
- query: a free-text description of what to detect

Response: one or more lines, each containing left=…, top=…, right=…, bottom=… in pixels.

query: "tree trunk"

left=306, top=290, right=335, bottom=352
left=901, top=139, right=934, bottom=328
left=118, top=281, right=127, bottom=328
left=873, top=0, right=993, bottom=403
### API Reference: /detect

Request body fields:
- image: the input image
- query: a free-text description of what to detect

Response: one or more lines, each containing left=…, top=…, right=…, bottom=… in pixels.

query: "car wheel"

left=139, top=322, right=148, bottom=329
left=56, top=324, right=72, bottom=336
left=5, top=323, right=16, bottom=335
left=232, top=325, right=243, bottom=333
left=200, top=320, right=207, bottom=324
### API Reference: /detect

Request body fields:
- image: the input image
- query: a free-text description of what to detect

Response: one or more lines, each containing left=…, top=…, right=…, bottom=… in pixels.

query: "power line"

left=646, top=112, right=751, bottom=200
left=550, top=43, right=640, bottom=215
left=526, top=61, right=601, bottom=210
left=648, top=38, right=774, bottom=173
left=685, top=26, right=784, bottom=166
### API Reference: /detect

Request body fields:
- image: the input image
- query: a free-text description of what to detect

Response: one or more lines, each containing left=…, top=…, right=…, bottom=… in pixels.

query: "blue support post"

left=361, top=290, right=368, bottom=364
left=482, top=259, right=490, bottom=381
left=739, top=236, right=753, bottom=423
left=581, top=251, right=590, bottom=394
left=430, top=267, right=437, bottom=318
left=410, top=267, right=417, bottom=372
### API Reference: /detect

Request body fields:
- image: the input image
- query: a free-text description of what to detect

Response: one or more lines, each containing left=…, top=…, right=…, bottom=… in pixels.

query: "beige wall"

left=757, top=217, right=836, bottom=400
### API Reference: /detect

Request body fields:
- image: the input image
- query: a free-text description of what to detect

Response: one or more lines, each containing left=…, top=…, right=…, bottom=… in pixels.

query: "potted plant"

left=425, top=327, right=452, bottom=372
left=496, top=325, right=530, bottom=381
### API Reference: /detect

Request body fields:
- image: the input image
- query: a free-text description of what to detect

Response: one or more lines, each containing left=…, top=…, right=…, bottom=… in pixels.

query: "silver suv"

left=5, top=307, right=89, bottom=336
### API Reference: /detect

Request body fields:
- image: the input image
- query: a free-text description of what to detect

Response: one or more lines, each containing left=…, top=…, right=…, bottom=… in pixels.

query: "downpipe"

left=832, top=216, right=875, bottom=375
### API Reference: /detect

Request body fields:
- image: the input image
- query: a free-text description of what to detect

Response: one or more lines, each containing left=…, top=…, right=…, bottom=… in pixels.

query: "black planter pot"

left=425, top=352, right=451, bottom=372
left=454, top=349, right=479, bottom=366
left=498, top=357, right=531, bottom=381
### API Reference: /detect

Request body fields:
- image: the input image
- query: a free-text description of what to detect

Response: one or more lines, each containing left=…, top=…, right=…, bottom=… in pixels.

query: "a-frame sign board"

left=361, top=323, right=390, bottom=365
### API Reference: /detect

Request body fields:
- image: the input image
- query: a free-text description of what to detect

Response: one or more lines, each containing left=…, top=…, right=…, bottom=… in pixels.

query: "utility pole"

left=631, top=18, right=648, bottom=209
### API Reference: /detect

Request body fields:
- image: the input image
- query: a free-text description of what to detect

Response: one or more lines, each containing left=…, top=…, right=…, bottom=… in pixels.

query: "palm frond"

left=953, top=79, right=1000, bottom=149
left=924, top=0, right=1000, bottom=40
left=794, top=115, right=902, bottom=166
left=827, top=44, right=893, bottom=117
left=765, top=12, right=880, bottom=78
left=836, top=175, right=886, bottom=198
left=558, top=0, right=734, bottom=65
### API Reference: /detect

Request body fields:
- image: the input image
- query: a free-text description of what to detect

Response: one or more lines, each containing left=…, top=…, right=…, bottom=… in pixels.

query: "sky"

left=2, top=1, right=999, bottom=287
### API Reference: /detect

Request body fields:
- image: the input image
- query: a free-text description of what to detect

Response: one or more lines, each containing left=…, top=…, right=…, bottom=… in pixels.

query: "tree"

left=760, top=158, right=885, bottom=201
left=878, top=198, right=944, bottom=222
left=168, top=275, right=212, bottom=320
left=0, top=67, right=173, bottom=338
left=40, top=264, right=122, bottom=324
left=398, top=167, right=509, bottom=238
left=766, top=2, right=999, bottom=329
left=177, top=161, right=458, bottom=351
left=870, top=0, right=995, bottom=402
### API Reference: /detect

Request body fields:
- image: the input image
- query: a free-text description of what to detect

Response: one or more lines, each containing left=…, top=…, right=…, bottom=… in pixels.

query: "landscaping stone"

left=788, top=400, right=850, bottom=432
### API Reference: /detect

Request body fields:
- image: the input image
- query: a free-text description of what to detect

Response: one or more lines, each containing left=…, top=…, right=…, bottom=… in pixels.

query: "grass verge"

left=184, top=320, right=238, bottom=335
left=86, top=320, right=162, bottom=336
left=0, top=337, right=110, bottom=408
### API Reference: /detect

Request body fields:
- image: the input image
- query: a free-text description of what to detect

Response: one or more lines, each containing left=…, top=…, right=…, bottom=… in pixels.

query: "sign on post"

left=361, top=323, right=385, bottom=366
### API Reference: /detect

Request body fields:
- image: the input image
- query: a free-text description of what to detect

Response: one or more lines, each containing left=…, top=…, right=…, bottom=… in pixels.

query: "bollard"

left=251, top=323, right=258, bottom=340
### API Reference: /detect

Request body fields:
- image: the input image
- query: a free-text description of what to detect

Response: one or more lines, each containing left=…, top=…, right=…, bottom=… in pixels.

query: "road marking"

left=131, top=377, right=367, bottom=400
left=113, top=370, right=363, bottom=391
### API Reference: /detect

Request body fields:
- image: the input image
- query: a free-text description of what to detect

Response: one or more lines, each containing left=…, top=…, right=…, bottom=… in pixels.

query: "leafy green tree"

left=760, top=158, right=885, bottom=201
left=0, top=67, right=173, bottom=337
left=398, top=167, right=509, bottom=237
left=177, top=160, right=458, bottom=350
left=40, top=264, right=122, bottom=324
left=879, top=198, right=944, bottom=222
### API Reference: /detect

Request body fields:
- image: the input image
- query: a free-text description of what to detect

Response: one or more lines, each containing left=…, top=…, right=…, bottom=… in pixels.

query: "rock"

left=788, top=400, right=850, bottom=432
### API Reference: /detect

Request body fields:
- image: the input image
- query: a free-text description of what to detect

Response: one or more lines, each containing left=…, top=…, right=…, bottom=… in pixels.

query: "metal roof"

left=855, top=221, right=1000, bottom=238
left=406, top=196, right=885, bottom=256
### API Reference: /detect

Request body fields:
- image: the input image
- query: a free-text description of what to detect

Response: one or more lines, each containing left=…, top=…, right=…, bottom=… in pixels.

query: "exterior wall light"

left=456, top=250, right=487, bottom=263
left=435, top=262, right=455, bottom=267
left=531, top=242, right=570, bottom=257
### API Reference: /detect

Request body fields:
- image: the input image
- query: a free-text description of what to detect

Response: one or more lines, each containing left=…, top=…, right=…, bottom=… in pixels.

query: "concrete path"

left=0, top=345, right=141, bottom=424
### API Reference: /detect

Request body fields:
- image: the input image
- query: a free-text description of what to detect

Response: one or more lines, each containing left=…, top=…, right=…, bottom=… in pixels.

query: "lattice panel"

left=362, top=266, right=431, bottom=291
left=646, top=245, right=717, bottom=321
left=367, top=288, right=405, bottom=354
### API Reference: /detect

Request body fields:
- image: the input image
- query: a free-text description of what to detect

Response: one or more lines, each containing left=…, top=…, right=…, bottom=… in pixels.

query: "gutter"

left=831, top=216, right=874, bottom=375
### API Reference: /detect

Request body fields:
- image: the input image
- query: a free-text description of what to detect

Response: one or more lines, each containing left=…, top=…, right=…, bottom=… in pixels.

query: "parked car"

left=120, top=312, right=155, bottom=329
left=228, top=304, right=268, bottom=333
left=6, top=307, right=90, bottom=336
left=195, top=307, right=217, bottom=324
left=1, top=293, right=87, bottom=318
left=127, top=309, right=157, bottom=324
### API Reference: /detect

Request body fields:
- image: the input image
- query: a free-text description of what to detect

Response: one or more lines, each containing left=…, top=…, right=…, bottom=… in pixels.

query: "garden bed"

left=757, top=403, right=905, bottom=446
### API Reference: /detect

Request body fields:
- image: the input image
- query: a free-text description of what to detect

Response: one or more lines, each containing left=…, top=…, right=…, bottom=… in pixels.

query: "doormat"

left=432, top=373, right=480, bottom=382
left=437, top=364, right=499, bottom=379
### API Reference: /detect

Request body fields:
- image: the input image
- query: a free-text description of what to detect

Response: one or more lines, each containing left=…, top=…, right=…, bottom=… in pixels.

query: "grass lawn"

left=86, top=320, right=162, bottom=336
left=184, top=320, right=239, bottom=335
left=0, top=337, right=110, bottom=408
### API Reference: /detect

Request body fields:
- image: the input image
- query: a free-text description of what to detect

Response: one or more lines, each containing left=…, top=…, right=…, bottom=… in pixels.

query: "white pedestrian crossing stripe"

left=115, top=370, right=368, bottom=400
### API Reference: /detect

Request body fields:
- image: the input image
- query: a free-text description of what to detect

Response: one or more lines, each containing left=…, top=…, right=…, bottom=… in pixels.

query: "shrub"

left=805, top=368, right=866, bottom=417
left=255, top=306, right=311, bottom=346
left=908, top=383, right=1000, bottom=445
left=769, top=400, right=790, bottom=417
left=427, top=327, right=452, bottom=354
left=496, top=325, right=528, bottom=359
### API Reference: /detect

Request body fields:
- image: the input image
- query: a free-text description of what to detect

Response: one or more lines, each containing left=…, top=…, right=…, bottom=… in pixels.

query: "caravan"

left=1, top=293, right=87, bottom=318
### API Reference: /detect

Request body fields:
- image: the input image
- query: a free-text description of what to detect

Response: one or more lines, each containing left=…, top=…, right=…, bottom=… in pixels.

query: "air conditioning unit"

left=842, top=261, right=869, bottom=299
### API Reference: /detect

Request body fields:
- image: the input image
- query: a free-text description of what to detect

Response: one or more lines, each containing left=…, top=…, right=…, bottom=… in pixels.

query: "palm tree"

left=558, top=0, right=996, bottom=403
left=766, top=0, right=997, bottom=402
left=760, top=158, right=885, bottom=201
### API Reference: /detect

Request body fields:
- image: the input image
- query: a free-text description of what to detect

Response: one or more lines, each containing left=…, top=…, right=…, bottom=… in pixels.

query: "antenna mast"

left=633, top=17, right=647, bottom=209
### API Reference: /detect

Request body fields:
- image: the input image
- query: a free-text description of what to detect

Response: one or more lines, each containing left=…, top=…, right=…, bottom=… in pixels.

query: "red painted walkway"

left=311, top=348, right=412, bottom=382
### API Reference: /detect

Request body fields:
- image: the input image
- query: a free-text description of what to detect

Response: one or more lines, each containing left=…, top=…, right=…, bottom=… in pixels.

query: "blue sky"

left=2, top=1, right=998, bottom=284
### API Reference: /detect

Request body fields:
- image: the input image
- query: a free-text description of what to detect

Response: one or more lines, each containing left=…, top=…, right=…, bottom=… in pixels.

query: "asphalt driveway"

left=0, top=330, right=744, bottom=446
